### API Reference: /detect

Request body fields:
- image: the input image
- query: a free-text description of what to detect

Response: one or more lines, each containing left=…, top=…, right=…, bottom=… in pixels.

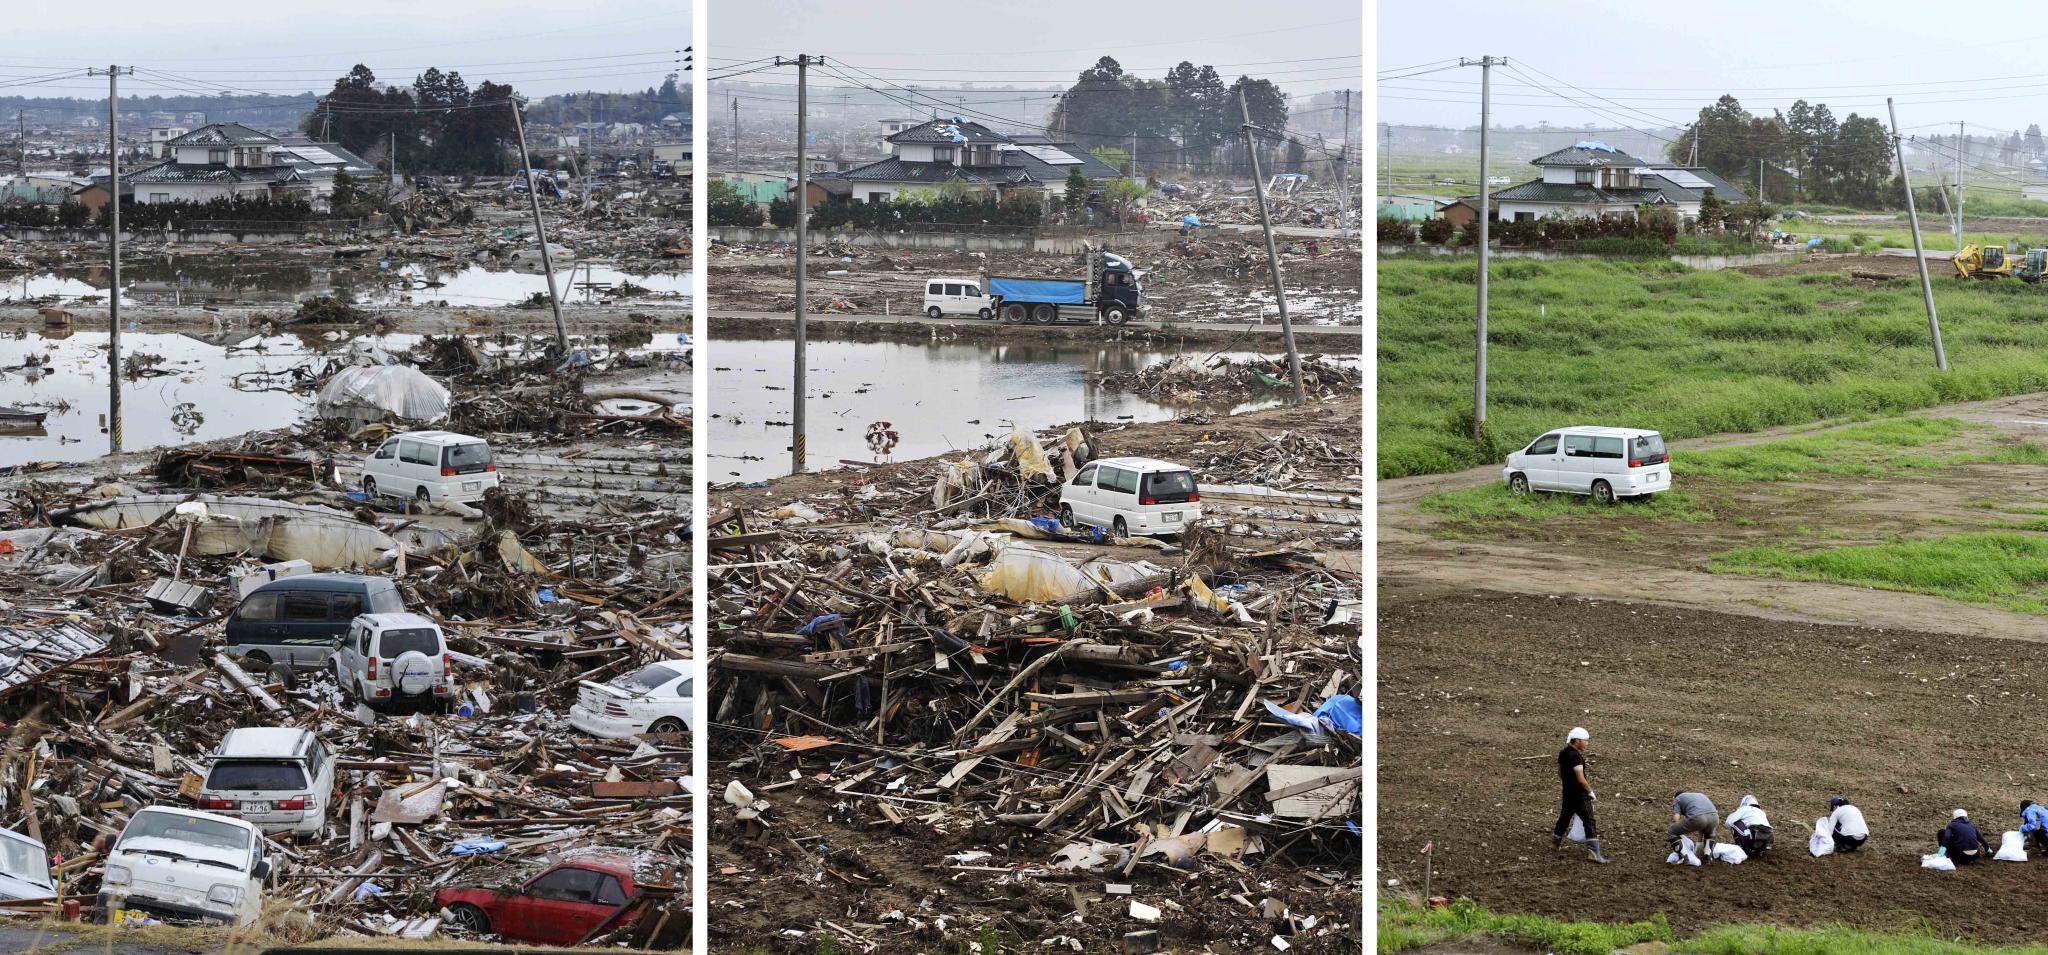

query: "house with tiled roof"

left=809, top=117, right=1125, bottom=211
left=1457, top=141, right=1751, bottom=225
left=123, top=123, right=373, bottom=210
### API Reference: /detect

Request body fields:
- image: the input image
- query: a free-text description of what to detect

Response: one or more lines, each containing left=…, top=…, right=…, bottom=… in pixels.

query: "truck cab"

left=1094, top=252, right=1145, bottom=325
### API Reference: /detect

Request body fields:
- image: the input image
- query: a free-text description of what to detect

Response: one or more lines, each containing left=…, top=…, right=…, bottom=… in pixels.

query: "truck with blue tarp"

left=986, top=251, right=1146, bottom=326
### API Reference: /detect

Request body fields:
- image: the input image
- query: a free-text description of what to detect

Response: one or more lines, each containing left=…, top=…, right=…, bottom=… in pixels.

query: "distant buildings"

left=811, top=117, right=1123, bottom=210
left=1446, top=141, right=1750, bottom=227
left=121, top=123, right=374, bottom=209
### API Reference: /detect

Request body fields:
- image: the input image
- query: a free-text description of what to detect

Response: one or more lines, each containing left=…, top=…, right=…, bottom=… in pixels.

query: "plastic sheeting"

left=1810, top=817, right=1835, bottom=857
left=1008, top=428, right=1054, bottom=482
left=316, top=365, right=451, bottom=423
left=1997, top=830, right=2028, bottom=862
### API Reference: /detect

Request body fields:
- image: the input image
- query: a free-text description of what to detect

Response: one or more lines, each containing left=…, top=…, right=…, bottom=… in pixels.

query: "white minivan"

left=1503, top=426, right=1671, bottom=503
left=1060, top=456, right=1202, bottom=538
left=923, top=277, right=992, bottom=320
left=361, top=431, right=499, bottom=504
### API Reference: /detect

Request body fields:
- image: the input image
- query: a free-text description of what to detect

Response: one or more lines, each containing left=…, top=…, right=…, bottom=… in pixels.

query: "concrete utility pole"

left=776, top=54, right=818, bottom=473
left=1889, top=98, right=1948, bottom=371
left=1757, top=158, right=1764, bottom=205
left=88, top=65, right=131, bottom=454
left=1462, top=56, right=1501, bottom=437
left=1238, top=88, right=1305, bottom=405
left=1955, top=120, right=1966, bottom=250
left=731, top=96, right=740, bottom=176
left=509, top=95, right=570, bottom=355
left=386, top=130, right=397, bottom=203
left=1688, top=122, right=1698, bottom=167
left=1336, top=89, right=1351, bottom=233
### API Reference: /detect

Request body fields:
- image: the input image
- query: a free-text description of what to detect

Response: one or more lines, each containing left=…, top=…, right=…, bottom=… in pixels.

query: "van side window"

left=1592, top=437, right=1624, bottom=459
left=965, top=286, right=981, bottom=297
left=282, top=593, right=330, bottom=622
left=944, top=283, right=963, bottom=296
left=400, top=441, right=432, bottom=466
left=1561, top=435, right=1594, bottom=457
left=1527, top=434, right=1559, bottom=455
left=369, top=587, right=404, bottom=614
left=927, top=282, right=942, bottom=295
left=1072, top=464, right=1098, bottom=487
left=374, top=441, right=396, bottom=460
left=236, top=592, right=280, bottom=622
left=1102, top=467, right=1138, bottom=494
left=331, top=593, right=364, bottom=621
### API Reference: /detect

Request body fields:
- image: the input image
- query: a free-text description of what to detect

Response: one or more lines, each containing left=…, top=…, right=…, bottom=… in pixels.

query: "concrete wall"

left=0, top=227, right=360, bottom=245
left=1378, top=244, right=1801, bottom=271
left=712, top=225, right=1175, bottom=254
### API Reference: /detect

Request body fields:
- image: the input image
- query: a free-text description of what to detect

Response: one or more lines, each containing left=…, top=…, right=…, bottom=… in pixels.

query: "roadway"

left=707, top=308, right=1362, bottom=340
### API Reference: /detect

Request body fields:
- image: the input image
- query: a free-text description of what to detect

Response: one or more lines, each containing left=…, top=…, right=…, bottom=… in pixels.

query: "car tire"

left=361, top=477, right=377, bottom=498
left=1030, top=304, right=1056, bottom=325
left=1103, top=305, right=1130, bottom=326
left=1113, top=517, right=1128, bottom=539
left=978, top=307, right=993, bottom=321
left=1592, top=480, right=1615, bottom=505
left=1508, top=473, right=1530, bottom=495
left=926, top=306, right=943, bottom=320
left=1059, top=504, right=1075, bottom=528
left=649, top=717, right=685, bottom=735
left=244, top=650, right=272, bottom=668
left=445, top=903, right=489, bottom=934
left=414, top=486, right=430, bottom=507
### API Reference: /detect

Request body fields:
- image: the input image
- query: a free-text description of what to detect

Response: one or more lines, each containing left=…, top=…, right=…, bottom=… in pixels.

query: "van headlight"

left=206, top=884, right=243, bottom=906
left=102, top=865, right=130, bottom=886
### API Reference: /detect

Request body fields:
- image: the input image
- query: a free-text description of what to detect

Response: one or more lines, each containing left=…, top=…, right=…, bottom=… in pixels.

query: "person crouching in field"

left=1553, top=727, right=1607, bottom=864
left=1939, top=809, right=1990, bottom=865
left=1829, top=796, right=1869, bottom=852
left=2021, top=800, right=2048, bottom=853
left=1725, top=794, right=1773, bottom=856
left=1669, top=791, right=1719, bottom=856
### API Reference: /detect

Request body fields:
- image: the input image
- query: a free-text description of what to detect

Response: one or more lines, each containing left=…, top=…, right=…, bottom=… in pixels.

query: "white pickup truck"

left=96, top=807, right=271, bottom=926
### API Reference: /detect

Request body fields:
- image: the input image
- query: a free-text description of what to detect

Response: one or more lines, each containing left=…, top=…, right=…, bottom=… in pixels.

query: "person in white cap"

left=1938, top=809, right=1989, bottom=865
left=1725, top=794, right=1774, bottom=856
left=1552, top=727, right=1606, bottom=864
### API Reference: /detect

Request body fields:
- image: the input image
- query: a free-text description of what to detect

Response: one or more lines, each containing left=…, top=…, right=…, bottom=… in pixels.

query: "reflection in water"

left=710, top=338, right=1292, bottom=483
left=1, top=262, right=692, bottom=310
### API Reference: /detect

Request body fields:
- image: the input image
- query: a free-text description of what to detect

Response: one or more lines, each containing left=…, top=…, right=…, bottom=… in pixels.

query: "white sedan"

left=570, top=661, right=695, bottom=738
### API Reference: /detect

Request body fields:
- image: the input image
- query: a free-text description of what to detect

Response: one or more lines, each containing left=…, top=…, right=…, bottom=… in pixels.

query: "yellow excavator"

left=1954, top=245, right=2048, bottom=281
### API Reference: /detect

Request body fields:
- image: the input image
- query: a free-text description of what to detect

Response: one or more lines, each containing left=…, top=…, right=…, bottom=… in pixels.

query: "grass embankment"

left=1378, top=258, right=2048, bottom=479
left=1712, top=534, right=2048, bottom=615
left=1383, top=899, right=2048, bottom=955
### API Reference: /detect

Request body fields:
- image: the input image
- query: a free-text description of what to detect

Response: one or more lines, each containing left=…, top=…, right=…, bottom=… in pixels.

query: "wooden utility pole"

left=1889, top=98, right=1948, bottom=371
left=1238, top=89, right=1305, bottom=404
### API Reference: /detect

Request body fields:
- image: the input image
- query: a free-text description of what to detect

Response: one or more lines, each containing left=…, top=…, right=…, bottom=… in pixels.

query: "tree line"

left=1047, top=57, right=1292, bottom=175
left=1668, top=95, right=1898, bottom=209
left=300, top=66, right=521, bottom=176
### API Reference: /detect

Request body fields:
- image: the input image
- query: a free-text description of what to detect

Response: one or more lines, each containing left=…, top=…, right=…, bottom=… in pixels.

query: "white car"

left=571, top=661, right=695, bottom=739
left=923, top=277, right=992, bottom=320
left=0, top=829, right=53, bottom=902
left=97, top=807, right=271, bottom=927
left=1059, top=456, right=1202, bottom=538
left=1503, top=426, right=1671, bottom=503
left=196, top=727, right=336, bottom=836
left=332, top=613, right=457, bottom=710
left=361, top=431, right=500, bottom=505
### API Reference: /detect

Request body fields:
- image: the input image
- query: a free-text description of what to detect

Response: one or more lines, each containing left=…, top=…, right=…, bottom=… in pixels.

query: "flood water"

left=0, top=261, right=691, bottom=309
left=710, top=338, right=1314, bottom=482
left=0, top=326, right=689, bottom=469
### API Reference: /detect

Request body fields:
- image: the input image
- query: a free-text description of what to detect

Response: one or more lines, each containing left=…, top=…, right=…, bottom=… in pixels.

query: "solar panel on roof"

left=1657, top=169, right=1713, bottom=189
left=1012, top=144, right=1081, bottom=165
left=288, top=146, right=343, bottom=164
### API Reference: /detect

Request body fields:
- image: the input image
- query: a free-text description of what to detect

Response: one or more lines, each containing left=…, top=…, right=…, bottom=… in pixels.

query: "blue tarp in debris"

left=1314, top=695, right=1363, bottom=735
left=989, top=277, right=1087, bottom=305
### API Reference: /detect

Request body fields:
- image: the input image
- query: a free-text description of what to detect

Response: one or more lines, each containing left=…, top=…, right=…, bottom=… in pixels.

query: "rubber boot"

left=1586, top=839, right=1609, bottom=864
left=1551, top=833, right=1563, bottom=852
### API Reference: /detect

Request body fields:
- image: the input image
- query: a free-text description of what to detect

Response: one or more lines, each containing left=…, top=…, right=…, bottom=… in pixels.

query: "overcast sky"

left=711, top=0, right=1361, bottom=105
left=7, top=0, right=690, bottom=100
left=1380, top=0, right=2048, bottom=135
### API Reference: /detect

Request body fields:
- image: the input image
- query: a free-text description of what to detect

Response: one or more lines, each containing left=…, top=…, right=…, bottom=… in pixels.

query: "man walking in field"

left=1669, top=790, right=1719, bottom=856
left=1553, top=727, right=1606, bottom=864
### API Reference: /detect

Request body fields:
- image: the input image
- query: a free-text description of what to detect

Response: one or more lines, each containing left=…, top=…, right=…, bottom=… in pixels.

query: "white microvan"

left=1060, top=456, right=1202, bottom=538
left=361, top=431, right=499, bottom=504
left=1503, top=426, right=1671, bottom=503
left=923, top=277, right=992, bottom=320
left=97, top=807, right=270, bottom=926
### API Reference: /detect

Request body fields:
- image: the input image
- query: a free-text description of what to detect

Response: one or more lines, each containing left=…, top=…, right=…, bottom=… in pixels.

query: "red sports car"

left=434, top=859, right=639, bottom=945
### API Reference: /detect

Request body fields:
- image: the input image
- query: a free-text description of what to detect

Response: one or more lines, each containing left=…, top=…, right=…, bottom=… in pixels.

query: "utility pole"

left=1955, top=120, right=1966, bottom=250
left=1335, top=89, right=1351, bottom=233
left=583, top=97, right=593, bottom=215
left=1889, top=98, right=1948, bottom=371
left=88, top=65, right=131, bottom=455
left=1757, top=158, right=1764, bottom=205
left=1238, top=88, right=1305, bottom=405
left=509, top=95, right=570, bottom=355
left=776, top=55, right=817, bottom=473
left=731, top=96, right=740, bottom=176
left=1462, top=56, right=1501, bottom=437
left=1687, top=122, right=1698, bottom=167
left=1382, top=122, right=1391, bottom=208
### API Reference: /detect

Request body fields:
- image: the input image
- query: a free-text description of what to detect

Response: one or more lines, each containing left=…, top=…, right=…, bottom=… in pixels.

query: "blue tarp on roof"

left=1573, top=140, right=1619, bottom=152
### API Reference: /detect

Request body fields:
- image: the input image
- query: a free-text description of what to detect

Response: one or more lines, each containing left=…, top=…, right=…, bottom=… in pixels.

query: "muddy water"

left=709, top=338, right=1316, bottom=482
left=0, top=326, right=690, bottom=468
left=0, top=262, right=691, bottom=309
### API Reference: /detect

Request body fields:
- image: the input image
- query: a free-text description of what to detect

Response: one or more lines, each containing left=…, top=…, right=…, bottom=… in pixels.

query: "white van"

left=1060, top=456, right=1202, bottom=538
left=332, top=612, right=457, bottom=710
left=197, top=728, right=336, bottom=837
left=97, top=807, right=271, bottom=926
left=1502, top=426, right=1671, bottom=503
left=923, top=277, right=992, bottom=320
left=361, top=431, right=499, bottom=504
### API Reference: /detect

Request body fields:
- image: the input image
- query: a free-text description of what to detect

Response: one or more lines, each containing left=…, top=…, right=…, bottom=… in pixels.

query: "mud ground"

left=1378, top=591, right=2048, bottom=943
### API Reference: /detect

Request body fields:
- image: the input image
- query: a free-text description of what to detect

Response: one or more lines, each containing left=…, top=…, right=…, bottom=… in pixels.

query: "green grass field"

left=1383, top=899, right=2048, bottom=955
left=1378, top=257, right=2048, bottom=479
left=1711, top=533, right=2048, bottom=615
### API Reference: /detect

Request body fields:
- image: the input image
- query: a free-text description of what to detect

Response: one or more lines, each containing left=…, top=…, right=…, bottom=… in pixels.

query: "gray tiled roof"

left=1489, top=180, right=1665, bottom=204
left=1529, top=143, right=1649, bottom=167
left=126, top=162, right=303, bottom=185
left=829, top=157, right=1033, bottom=185
left=887, top=118, right=1010, bottom=145
left=166, top=123, right=280, bottom=147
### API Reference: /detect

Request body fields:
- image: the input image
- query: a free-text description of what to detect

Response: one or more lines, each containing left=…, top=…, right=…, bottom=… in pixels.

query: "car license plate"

left=463, top=481, right=481, bottom=491
left=112, top=909, right=150, bottom=925
left=1164, top=512, right=1182, bottom=522
left=243, top=801, right=268, bottom=813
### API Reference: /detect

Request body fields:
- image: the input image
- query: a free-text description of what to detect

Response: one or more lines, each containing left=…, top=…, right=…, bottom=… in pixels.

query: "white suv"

left=1503, top=426, right=1672, bottom=503
left=1060, top=456, right=1202, bottom=538
left=361, top=431, right=499, bottom=505
left=197, top=728, right=336, bottom=837
left=332, top=613, right=456, bottom=710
